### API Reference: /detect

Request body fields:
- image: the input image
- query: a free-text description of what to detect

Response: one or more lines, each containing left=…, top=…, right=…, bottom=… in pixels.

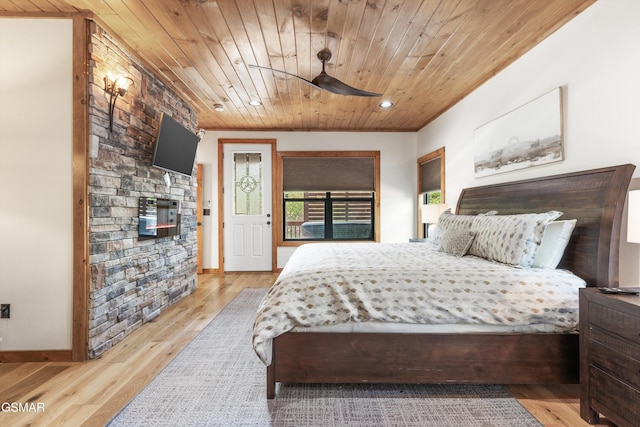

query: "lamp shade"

left=628, top=190, right=640, bottom=243
left=421, top=204, right=448, bottom=224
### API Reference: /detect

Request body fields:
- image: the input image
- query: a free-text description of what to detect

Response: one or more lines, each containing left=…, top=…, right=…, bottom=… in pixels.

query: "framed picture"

left=474, top=87, right=563, bottom=177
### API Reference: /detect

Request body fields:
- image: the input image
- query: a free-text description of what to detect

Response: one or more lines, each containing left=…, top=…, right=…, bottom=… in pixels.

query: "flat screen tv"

left=152, top=112, right=199, bottom=176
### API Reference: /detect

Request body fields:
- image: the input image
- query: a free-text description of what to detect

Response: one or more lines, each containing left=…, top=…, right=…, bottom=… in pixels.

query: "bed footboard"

left=267, top=332, right=579, bottom=398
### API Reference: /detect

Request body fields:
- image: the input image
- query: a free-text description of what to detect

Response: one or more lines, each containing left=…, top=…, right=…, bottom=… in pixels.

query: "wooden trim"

left=217, top=141, right=223, bottom=273
left=0, top=11, right=91, bottom=19
left=72, top=16, right=90, bottom=362
left=202, top=268, right=222, bottom=274
left=416, top=147, right=445, bottom=238
left=196, top=164, right=204, bottom=274
left=217, top=139, right=277, bottom=272
left=275, top=151, right=381, bottom=247
left=0, top=350, right=73, bottom=363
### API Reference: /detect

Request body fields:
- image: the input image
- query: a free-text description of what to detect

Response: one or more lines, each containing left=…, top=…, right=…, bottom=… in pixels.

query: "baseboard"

left=0, top=350, right=72, bottom=363
left=201, top=268, right=221, bottom=274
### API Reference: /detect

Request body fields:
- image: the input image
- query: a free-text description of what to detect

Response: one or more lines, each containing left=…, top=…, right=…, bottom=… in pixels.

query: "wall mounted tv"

left=152, top=112, right=199, bottom=176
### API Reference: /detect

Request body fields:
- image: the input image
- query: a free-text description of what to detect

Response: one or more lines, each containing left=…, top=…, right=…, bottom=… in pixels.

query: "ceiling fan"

left=249, top=48, right=382, bottom=97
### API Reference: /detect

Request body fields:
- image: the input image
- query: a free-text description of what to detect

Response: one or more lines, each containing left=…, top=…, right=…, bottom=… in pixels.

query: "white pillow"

left=532, top=219, right=577, bottom=269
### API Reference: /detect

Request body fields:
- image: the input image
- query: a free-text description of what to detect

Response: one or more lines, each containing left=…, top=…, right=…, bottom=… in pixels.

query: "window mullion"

left=325, top=192, right=333, bottom=239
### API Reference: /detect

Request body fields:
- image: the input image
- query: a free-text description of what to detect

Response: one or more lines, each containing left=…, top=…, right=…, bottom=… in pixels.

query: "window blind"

left=282, top=157, right=375, bottom=192
left=419, top=156, right=441, bottom=193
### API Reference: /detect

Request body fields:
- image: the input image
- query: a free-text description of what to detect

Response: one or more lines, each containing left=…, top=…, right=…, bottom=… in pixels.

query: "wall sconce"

left=104, top=75, right=134, bottom=131
left=196, top=129, right=206, bottom=140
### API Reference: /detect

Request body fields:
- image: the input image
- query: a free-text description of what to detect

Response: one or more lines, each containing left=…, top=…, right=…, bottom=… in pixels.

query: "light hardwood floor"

left=0, top=272, right=613, bottom=427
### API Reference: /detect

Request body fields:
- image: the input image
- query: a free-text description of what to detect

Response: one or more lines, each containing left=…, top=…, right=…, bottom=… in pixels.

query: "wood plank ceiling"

left=2, top=0, right=596, bottom=131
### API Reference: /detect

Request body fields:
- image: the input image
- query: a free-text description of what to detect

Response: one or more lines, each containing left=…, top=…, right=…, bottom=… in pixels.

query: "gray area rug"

left=108, top=288, right=542, bottom=427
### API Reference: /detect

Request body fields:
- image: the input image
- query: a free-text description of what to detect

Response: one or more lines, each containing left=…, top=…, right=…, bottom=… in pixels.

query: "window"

left=284, top=191, right=374, bottom=240
left=277, top=151, right=380, bottom=244
left=232, top=152, right=263, bottom=216
left=417, top=148, right=446, bottom=238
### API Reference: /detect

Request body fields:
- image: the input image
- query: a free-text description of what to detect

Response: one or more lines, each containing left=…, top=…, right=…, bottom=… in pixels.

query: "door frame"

left=217, top=139, right=277, bottom=272
left=196, top=163, right=204, bottom=274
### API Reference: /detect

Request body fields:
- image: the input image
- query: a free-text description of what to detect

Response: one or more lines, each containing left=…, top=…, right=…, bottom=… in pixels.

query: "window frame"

left=417, top=147, right=446, bottom=239
left=276, top=151, right=381, bottom=247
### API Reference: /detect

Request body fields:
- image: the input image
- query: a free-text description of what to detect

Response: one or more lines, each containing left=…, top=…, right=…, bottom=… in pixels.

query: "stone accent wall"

left=87, top=22, right=198, bottom=358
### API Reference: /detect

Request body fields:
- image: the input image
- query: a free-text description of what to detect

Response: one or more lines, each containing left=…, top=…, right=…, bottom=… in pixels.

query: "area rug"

left=107, top=288, right=542, bottom=427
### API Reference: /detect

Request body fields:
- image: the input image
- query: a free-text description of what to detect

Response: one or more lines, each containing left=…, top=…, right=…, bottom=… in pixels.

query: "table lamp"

left=421, top=204, right=448, bottom=238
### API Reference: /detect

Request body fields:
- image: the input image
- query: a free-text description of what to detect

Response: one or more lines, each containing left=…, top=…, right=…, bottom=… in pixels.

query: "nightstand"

left=579, top=287, right=640, bottom=427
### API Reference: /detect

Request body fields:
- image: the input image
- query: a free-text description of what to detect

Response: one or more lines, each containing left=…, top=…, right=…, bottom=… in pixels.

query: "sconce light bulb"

left=115, top=76, right=133, bottom=93
left=104, top=75, right=134, bottom=132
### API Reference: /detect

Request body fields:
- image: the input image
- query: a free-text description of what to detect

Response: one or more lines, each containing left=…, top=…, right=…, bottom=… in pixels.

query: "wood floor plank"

left=0, top=365, right=70, bottom=402
left=0, top=363, right=52, bottom=395
left=506, top=384, right=611, bottom=427
left=0, top=272, right=598, bottom=426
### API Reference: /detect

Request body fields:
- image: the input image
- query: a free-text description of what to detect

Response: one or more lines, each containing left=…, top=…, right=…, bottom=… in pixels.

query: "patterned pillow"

left=438, top=229, right=476, bottom=257
left=469, top=211, right=563, bottom=267
left=429, top=209, right=497, bottom=245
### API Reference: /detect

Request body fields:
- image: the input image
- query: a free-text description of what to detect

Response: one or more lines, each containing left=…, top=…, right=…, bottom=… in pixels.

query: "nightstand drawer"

left=589, top=366, right=640, bottom=427
left=589, top=301, right=640, bottom=346
left=590, top=337, right=640, bottom=389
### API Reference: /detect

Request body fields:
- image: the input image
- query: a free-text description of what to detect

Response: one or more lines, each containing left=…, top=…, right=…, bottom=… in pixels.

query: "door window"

left=233, top=152, right=263, bottom=216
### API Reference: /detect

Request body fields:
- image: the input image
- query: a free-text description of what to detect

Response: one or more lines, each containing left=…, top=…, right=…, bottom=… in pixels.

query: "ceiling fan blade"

left=312, top=73, right=381, bottom=97
left=248, top=64, right=321, bottom=90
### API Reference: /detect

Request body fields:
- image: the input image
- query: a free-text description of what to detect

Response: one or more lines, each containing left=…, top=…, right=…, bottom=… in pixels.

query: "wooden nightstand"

left=579, top=287, right=640, bottom=427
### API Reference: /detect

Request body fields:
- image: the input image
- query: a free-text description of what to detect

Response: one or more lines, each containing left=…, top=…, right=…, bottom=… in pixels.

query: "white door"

left=223, top=143, right=272, bottom=271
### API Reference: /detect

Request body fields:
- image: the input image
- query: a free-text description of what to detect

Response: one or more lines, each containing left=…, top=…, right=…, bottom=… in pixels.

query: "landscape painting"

left=474, top=87, right=563, bottom=177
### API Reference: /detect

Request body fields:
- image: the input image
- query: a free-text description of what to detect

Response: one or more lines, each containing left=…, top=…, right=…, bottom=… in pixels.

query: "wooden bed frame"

left=266, top=164, right=635, bottom=399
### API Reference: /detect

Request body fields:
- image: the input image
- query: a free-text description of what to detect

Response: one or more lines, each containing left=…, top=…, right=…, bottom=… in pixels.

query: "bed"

left=254, top=164, right=635, bottom=399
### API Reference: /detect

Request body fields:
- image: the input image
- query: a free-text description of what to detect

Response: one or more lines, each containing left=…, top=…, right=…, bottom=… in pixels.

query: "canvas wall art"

left=474, top=87, right=563, bottom=177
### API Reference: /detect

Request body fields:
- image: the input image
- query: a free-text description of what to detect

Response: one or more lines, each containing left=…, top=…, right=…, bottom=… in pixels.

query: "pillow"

left=532, top=219, right=577, bottom=269
left=429, top=209, right=497, bottom=245
left=469, top=210, right=563, bottom=267
left=438, top=229, right=476, bottom=257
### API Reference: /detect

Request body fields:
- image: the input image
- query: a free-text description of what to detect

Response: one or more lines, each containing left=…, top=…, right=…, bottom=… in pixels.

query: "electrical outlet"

left=0, top=304, right=9, bottom=319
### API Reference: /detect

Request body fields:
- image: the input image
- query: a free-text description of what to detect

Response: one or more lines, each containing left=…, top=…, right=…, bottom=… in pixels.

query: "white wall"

left=196, top=131, right=417, bottom=269
left=417, top=0, right=640, bottom=286
left=0, top=19, right=74, bottom=350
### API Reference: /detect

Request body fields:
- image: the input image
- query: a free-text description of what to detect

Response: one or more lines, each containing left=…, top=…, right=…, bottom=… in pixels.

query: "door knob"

left=267, top=221, right=271, bottom=225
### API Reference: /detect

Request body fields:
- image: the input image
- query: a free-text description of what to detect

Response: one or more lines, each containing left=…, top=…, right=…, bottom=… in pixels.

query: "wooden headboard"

left=456, top=164, right=635, bottom=287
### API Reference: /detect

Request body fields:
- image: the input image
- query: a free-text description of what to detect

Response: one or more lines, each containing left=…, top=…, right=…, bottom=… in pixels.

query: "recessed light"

left=214, top=103, right=224, bottom=112
left=249, top=100, right=262, bottom=106
left=379, top=100, right=394, bottom=108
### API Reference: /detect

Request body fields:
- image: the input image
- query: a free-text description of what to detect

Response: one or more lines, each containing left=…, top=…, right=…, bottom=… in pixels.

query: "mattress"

left=253, top=242, right=586, bottom=365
